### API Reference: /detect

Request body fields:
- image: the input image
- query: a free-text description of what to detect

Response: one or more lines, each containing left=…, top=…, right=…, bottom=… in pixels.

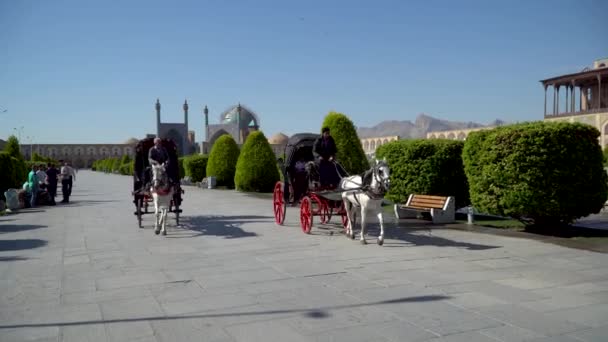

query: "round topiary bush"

left=321, top=111, right=369, bottom=174
left=184, top=155, right=208, bottom=182
left=235, top=131, right=280, bottom=192
left=376, top=138, right=470, bottom=208
left=206, top=134, right=240, bottom=188
left=462, top=121, right=608, bottom=227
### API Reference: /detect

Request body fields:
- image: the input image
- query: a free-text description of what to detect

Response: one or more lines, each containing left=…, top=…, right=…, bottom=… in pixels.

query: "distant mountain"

left=356, top=113, right=505, bottom=139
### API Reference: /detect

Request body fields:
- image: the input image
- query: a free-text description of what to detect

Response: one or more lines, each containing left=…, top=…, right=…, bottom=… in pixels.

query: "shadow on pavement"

left=169, top=215, right=269, bottom=239
left=0, top=239, right=47, bottom=251
left=0, top=294, right=450, bottom=329
left=0, top=224, right=47, bottom=234
left=0, top=256, right=28, bottom=262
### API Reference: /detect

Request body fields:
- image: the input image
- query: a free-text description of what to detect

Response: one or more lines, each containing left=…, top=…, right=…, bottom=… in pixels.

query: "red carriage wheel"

left=300, top=196, right=313, bottom=234
left=273, top=181, right=286, bottom=225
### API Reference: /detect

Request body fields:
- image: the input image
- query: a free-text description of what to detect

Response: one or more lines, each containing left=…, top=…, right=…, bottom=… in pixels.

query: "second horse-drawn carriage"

left=132, top=137, right=184, bottom=230
left=273, top=133, right=350, bottom=234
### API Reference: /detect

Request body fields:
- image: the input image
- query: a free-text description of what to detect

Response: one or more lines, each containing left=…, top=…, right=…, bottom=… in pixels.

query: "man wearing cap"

left=313, top=127, right=339, bottom=187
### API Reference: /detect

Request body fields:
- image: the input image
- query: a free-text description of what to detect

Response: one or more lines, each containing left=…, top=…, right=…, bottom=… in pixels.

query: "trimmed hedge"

left=206, top=134, right=240, bottom=188
left=462, top=121, right=608, bottom=227
left=235, top=131, right=280, bottom=192
left=4, top=135, right=23, bottom=160
left=321, top=112, right=369, bottom=174
left=376, top=139, right=470, bottom=208
left=183, top=155, right=208, bottom=182
left=0, top=152, right=27, bottom=199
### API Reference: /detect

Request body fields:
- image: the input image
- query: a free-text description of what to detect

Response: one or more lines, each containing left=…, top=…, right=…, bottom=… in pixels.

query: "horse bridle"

left=366, top=162, right=390, bottom=199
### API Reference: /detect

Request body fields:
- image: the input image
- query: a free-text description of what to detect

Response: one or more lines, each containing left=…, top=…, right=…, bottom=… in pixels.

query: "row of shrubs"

left=376, top=121, right=608, bottom=227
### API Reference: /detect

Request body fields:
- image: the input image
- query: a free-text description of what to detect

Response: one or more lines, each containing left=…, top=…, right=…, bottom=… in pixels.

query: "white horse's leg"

left=154, top=195, right=161, bottom=235
left=377, top=207, right=385, bottom=246
left=359, top=204, right=367, bottom=245
left=161, top=206, right=168, bottom=236
left=342, top=195, right=355, bottom=239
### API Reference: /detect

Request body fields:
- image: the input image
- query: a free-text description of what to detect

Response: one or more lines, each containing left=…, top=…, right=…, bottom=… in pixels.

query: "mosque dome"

left=268, top=133, right=288, bottom=145
left=124, top=137, right=139, bottom=144
left=219, top=104, right=260, bottom=127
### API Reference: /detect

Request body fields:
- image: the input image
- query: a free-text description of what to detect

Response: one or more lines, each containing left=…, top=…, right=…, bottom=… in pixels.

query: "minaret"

left=236, top=103, right=242, bottom=144
left=183, top=99, right=189, bottom=155
left=204, top=105, right=209, bottom=141
left=183, top=99, right=189, bottom=130
left=155, top=98, right=161, bottom=138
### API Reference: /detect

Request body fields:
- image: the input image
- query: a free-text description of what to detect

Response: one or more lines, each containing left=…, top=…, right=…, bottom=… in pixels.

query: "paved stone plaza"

left=1, top=171, right=608, bottom=342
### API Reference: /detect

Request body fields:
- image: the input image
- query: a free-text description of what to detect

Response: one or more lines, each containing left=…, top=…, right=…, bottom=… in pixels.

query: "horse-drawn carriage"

left=132, top=137, right=183, bottom=230
left=273, top=133, right=350, bottom=234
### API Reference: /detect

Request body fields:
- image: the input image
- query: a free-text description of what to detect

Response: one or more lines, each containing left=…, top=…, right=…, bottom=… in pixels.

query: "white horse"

left=340, top=159, right=391, bottom=245
left=150, top=162, right=174, bottom=236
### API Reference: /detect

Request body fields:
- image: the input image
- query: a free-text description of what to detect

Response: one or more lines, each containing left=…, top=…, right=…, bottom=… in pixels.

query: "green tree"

left=235, top=131, right=280, bottom=192
left=321, top=112, right=369, bottom=174
left=4, top=135, right=23, bottom=161
left=183, top=155, right=208, bottom=182
left=376, top=139, right=470, bottom=208
left=206, top=134, right=240, bottom=188
left=462, top=121, right=608, bottom=228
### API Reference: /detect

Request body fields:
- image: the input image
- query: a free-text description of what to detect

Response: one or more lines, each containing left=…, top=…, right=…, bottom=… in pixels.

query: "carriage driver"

left=313, top=127, right=339, bottom=187
left=148, top=138, right=169, bottom=166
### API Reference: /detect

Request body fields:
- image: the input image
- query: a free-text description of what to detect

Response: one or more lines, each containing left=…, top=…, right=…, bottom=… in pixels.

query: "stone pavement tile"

left=546, top=303, right=608, bottom=328
left=445, top=292, right=509, bottom=309
left=0, top=327, right=59, bottom=342
left=147, top=280, right=206, bottom=304
left=62, top=254, right=90, bottom=265
left=519, top=287, right=604, bottom=312
left=431, top=280, right=549, bottom=304
left=477, top=324, right=546, bottom=342
left=284, top=305, right=397, bottom=336
left=307, top=319, right=437, bottom=342
left=61, top=323, right=108, bottom=342
left=469, top=256, right=529, bottom=269
left=104, top=320, right=156, bottom=342
left=556, top=281, right=608, bottom=294
left=310, top=272, right=387, bottom=292
left=194, top=267, right=291, bottom=289
left=61, top=274, right=97, bottom=294
left=149, top=317, right=234, bottom=342
left=61, top=285, right=153, bottom=305
left=573, top=267, right=608, bottom=283
left=422, top=330, right=501, bottom=342
left=223, top=318, right=312, bottom=342
left=475, top=303, right=587, bottom=336
left=95, top=271, right=169, bottom=290
left=382, top=301, right=502, bottom=336
left=494, top=277, right=561, bottom=290
left=160, top=292, right=258, bottom=316
left=587, top=290, right=608, bottom=302
left=524, top=335, right=585, bottom=342
left=100, top=297, right=163, bottom=342
left=567, top=324, right=608, bottom=342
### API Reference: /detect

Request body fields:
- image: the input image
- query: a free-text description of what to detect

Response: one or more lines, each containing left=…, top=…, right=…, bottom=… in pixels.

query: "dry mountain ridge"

left=356, top=113, right=505, bottom=138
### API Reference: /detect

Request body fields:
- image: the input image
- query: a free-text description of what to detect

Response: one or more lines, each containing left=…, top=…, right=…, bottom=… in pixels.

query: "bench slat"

left=404, top=194, right=448, bottom=210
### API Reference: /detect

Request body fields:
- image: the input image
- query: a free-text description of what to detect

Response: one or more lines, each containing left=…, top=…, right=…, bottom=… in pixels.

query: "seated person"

left=292, top=157, right=308, bottom=202
left=313, top=127, right=339, bottom=187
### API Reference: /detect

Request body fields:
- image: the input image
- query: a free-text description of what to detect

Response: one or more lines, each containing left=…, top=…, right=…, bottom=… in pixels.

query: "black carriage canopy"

left=133, top=137, right=180, bottom=188
left=278, top=133, right=320, bottom=202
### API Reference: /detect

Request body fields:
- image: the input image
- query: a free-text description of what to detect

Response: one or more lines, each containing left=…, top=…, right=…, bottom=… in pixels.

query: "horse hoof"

left=162, top=231, right=167, bottom=236
left=377, top=238, right=384, bottom=246
left=360, top=239, right=367, bottom=245
left=154, top=230, right=160, bottom=235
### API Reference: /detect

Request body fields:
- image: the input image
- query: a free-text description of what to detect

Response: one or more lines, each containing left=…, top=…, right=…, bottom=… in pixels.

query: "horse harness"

left=348, top=164, right=388, bottom=206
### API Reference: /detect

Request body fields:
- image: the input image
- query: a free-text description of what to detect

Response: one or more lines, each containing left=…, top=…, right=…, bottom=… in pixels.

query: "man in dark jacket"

left=148, top=138, right=169, bottom=166
left=313, top=127, right=339, bottom=187
left=45, top=163, right=59, bottom=205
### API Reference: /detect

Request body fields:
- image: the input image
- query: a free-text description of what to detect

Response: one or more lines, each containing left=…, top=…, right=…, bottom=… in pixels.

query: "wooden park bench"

left=394, top=194, right=455, bottom=224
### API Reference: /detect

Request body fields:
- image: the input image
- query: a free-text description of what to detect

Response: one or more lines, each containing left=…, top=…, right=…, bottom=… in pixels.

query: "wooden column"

left=544, top=84, right=548, bottom=116
left=566, top=86, right=569, bottom=113
left=553, top=85, right=557, bottom=115
left=571, top=84, right=575, bottom=112
left=556, top=86, right=560, bottom=114
left=599, top=75, right=603, bottom=109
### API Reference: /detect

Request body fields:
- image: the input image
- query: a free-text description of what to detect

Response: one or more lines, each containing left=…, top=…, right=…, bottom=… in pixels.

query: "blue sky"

left=1, top=0, right=606, bottom=144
